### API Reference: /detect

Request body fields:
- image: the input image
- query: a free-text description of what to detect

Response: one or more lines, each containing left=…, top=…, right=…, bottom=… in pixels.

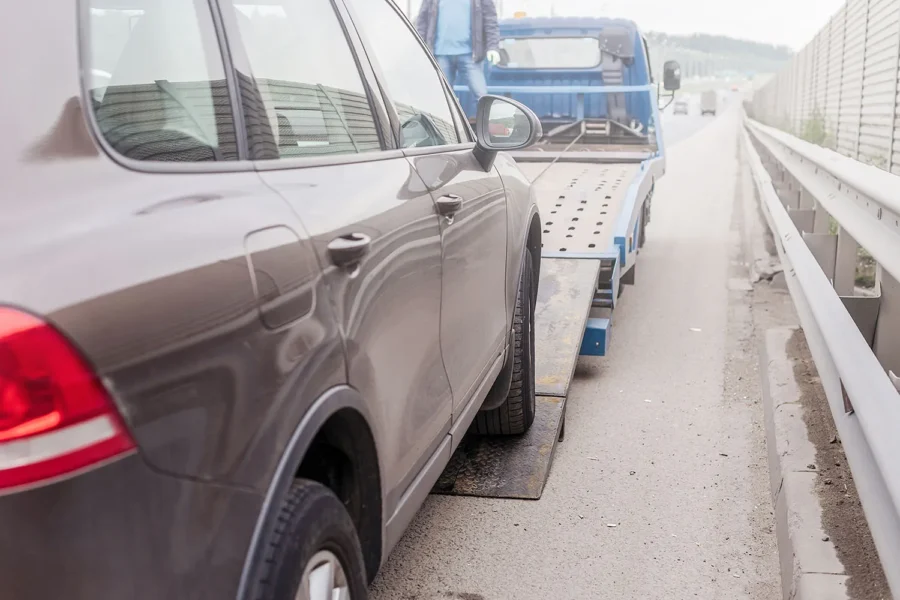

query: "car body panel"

left=1, top=0, right=347, bottom=493
left=0, top=0, right=539, bottom=597
left=258, top=158, right=453, bottom=518
left=235, top=385, right=383, bottom=600
left=407, top=149, right=509, bottom=418
left=0, top=454, right=260, bottom=600
left=494, top=151, right=541, bottom=308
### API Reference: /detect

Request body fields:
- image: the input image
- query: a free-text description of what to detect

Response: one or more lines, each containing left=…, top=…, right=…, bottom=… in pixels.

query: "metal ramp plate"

left=534, top=258, right=603, bottom=397
left=433, top=257, right=601, bottom=500
left=524, top=162, right=641, bottom=255
left=433, top=396, right=566, bottom=500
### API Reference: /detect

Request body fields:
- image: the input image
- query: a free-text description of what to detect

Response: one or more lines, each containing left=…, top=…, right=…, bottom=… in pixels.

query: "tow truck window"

left=346, top=0, right=460, bottom=148
left=85, top=0, right=238, bottom=162
left=228, top=0, right=382, bottom=159
left=498, top=37, right=602, bottom=70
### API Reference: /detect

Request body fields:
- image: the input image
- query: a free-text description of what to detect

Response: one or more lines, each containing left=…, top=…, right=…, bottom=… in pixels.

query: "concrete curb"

left=761, top=328, right=849, bottom=600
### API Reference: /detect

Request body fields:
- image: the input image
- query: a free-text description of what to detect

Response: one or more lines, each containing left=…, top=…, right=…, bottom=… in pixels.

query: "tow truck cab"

left=455, top=17, right=661, bottom=152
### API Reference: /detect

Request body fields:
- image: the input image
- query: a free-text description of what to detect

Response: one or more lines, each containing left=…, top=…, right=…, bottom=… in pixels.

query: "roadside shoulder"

left=761, top=327, right=849, bottom=600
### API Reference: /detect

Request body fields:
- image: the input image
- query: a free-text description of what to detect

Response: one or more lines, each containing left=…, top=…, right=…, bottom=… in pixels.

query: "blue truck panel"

left=447, top=18, right=670, bottom=359
left=455, top=17, right=654, bottom=128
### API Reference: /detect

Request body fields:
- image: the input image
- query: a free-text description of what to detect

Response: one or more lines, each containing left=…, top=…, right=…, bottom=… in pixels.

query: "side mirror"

left=473, top=95, right=542, bottom=170
left=663, top=60, right=682, bottom=92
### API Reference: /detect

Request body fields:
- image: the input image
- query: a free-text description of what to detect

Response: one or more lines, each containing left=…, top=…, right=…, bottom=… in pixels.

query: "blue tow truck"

left=434, top=17, right=681, bottom=500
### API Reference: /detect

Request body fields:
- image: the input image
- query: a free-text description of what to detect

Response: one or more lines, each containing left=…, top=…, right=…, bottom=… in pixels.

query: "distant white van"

left=701, top=91, right=717, bottom=116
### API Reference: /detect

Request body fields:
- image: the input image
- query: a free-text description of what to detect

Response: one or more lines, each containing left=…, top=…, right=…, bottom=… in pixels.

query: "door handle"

left=327, top=233, right=371, bottom=271
left=435, top=194, right=463, bottom=222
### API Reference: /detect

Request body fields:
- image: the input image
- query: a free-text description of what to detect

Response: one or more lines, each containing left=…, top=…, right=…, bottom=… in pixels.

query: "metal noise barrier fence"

left=750, top=0, right=900, bottom=176
left=743, top=115, right=900, bottom=595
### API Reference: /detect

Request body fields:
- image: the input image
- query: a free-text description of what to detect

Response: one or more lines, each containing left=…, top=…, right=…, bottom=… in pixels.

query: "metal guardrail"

left=743, top=115, right=900, bottom=594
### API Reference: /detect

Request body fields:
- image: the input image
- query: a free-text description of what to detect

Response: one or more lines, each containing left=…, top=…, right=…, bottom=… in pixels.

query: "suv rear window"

left=230, top=0, right=382, bottom=159
left=85, top=0, right=238, bottom=163
left=498, top=37, right=602, bottom=70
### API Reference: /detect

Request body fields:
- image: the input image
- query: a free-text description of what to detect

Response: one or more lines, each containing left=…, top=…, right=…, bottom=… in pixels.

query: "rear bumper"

left=0, top=454, right=262, bottom=599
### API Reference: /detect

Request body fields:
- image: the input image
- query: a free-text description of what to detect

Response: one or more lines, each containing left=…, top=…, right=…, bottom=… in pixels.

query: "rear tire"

left=255, top=480, right=369, bottom=600
left=473, top=252, right=536, bottom=436
left=638, top=201, right=649, bottom=250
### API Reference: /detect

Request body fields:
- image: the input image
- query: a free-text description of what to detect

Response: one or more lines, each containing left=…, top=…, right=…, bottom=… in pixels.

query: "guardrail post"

left=834, top=226, right=859, bottom=296
left=776, top=170, right=817, bottom=231
left=798, top=188, right=815, bottom=210
left=875, top=267, right=900, bottom=388
left=813, top=200, right=832, bottom=233
left=804, top=233, right=838, bottom=279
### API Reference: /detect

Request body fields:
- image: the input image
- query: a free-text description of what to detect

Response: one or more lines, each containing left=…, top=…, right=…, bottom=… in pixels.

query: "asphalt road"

left=659, top=92, right=738, bottom=148
left=370, top=106, right=780, bottom=600
left=662, top=110, right=716, bottom=149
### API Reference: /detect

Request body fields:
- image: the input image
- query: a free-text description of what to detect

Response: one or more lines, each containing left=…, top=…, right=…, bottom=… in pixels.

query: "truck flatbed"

left=519, top=162, right=642, bottom=256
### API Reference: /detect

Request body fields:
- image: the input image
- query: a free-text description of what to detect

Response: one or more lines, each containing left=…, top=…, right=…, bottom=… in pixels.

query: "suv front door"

left=347, top=0, right=510, bottom=421
left=220, top=0, right=453, bottom=520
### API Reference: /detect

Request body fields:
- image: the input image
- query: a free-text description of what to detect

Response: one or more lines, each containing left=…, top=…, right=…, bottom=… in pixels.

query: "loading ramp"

left=434, top=158, right=648, bottom=500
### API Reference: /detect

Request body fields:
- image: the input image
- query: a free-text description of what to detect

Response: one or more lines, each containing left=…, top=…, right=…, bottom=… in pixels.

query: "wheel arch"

left=481, top=211, right=541, bottom=412
left=526, top=210, right=542, bottom=304
left=235, top=385, right=383, bottom=598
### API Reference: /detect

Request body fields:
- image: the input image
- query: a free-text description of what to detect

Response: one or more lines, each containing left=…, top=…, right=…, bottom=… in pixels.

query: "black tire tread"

left=473, top=252, right=536, bottom=436
left=254, top=480, right=368, bottom=600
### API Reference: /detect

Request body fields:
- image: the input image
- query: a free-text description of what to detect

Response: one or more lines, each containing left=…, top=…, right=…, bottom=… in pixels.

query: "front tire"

left=473, top=252, right=536, bottom=436
left=255, top=480, right=369, bottom=600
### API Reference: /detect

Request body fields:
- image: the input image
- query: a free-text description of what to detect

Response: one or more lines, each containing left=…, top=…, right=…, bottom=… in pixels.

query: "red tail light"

left=0, top=307, right=135, bottom=492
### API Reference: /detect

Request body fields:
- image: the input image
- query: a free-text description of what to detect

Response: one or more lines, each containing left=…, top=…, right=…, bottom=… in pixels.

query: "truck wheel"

left=255, top=480, right=369, bottom=600
left=639, top=202, right=649, bottom=250
left=474, top=252, right=536, bottom=436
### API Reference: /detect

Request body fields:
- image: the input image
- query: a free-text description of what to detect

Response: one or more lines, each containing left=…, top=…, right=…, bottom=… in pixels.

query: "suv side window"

left=347, top=0, right=461, bottom=148
left=227, top=0, right=382, bottom=159
left=85, top=0, right=238, bottom=162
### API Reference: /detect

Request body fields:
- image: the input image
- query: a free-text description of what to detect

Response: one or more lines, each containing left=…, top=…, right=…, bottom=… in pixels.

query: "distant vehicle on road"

left=701, top=90, right=718, bottom=116
left=673, top=99, right=689, bottom=115
left=0, top=1, right=544, bottom=599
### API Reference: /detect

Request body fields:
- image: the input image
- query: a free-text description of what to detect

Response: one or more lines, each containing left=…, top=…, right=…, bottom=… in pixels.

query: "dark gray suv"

left=0, top=0, right=542, bottom=598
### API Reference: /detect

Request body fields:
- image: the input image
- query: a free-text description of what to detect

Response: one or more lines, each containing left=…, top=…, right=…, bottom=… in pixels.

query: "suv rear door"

left=218, top=0, right=453, bottom=519
left=53, top=0, right=345, bottom=490
left=346, top=0, right=511, bottom=422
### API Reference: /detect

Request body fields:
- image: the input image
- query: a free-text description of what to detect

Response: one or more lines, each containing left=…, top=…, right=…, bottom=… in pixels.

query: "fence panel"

left=827, top=9, right=847, bottom=141
left=840, top=0, right=872, bottom=156
left=757, top=0, right=900, bottom=172
left=815, top=26, right=831, bottom=119
left=858, top=0, right=900, bottom=164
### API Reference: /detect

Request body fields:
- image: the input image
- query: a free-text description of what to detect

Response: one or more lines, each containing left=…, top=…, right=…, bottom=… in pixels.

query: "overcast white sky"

left=496, top=0, right=848, bottom=49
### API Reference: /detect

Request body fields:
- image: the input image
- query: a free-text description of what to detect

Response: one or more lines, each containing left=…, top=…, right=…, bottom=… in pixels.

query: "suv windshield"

left=499, top=37, right=602, bottom=69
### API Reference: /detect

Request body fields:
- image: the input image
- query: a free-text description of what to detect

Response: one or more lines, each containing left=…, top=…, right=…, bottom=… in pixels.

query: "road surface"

left=660, top=91, right=734, bottom=148
left=662, top=111, right=716, bottom=148
left=370, top=106, right=781, bottom=600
